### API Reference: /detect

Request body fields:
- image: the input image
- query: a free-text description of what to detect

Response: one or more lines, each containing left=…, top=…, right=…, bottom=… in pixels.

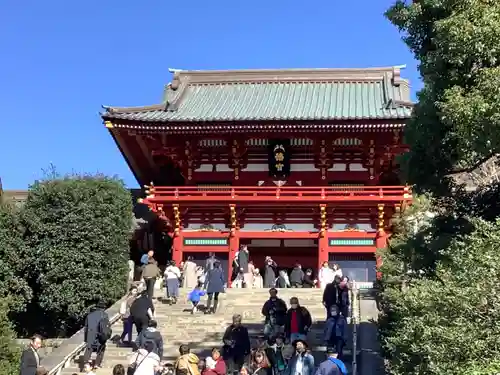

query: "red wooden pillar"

left=172, top=231, right=183, bottom=266
left=375, top=230, right=387, bottom=279
left=318, top=204, right=329, bottom=288
left=228, top=230, right=239, bottom=287
left=318, top=235, right=329, bottom=279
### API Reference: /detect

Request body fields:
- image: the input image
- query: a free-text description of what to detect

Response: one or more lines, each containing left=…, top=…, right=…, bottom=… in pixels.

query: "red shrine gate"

left=101, top=66, right=414, bottom=284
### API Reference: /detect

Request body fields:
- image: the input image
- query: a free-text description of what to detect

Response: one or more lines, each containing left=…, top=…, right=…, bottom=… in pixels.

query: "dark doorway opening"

left=328, top=253, right=376, bottom=282
left=245, top=239, right=319, bottom=276
left=183, top=252, right=230, bottom=280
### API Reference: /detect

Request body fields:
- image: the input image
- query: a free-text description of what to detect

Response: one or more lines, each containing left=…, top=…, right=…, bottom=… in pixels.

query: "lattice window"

left=333, top=138, right=362, bottom=146
left=197, top=183, right=232, bottom=192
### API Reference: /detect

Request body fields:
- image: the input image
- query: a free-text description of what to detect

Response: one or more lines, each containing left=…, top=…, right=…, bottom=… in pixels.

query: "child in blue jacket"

left=187, top=284, right=206, bottom=314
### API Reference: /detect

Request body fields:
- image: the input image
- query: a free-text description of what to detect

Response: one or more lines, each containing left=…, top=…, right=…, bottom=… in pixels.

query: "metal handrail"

left=350, top=281, right=359, bottom=375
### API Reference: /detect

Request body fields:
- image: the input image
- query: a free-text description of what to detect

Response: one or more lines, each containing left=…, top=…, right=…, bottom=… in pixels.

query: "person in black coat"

left=264, top=334, right=287, bottom=375
left=222, top=314, right=251, bottom=374
left=261, top=288, right=287, bottom=338
left=130, top=290, right=155, bottom=334
left=238, top=245, right=251, bottom=288
left=263, top=257, right=277, bottom=288
left=337, top=276, right=350, bottom=318
left=323, top=276, right=340, bottom=319
left=302, top=269, right=316, bottom=288
left=204, top=261, right=226, bottom=314
left=82, top=302, right=109, bottom=370
left=289, top=264, right=304, bottom=288
left=19, top=335, right=42, bottom=375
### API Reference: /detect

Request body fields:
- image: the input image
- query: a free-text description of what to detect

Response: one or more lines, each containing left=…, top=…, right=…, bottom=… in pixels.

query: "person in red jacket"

left=203, top=348, right=226, bottom=375
left=284, top=297, right=312, bottom=343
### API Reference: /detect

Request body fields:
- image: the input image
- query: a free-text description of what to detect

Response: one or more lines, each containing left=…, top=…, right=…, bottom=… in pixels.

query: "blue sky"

left=0, top=0, right=420, bottom=189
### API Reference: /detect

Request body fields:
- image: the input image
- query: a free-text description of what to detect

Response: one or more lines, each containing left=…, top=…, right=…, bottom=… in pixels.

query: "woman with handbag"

left=127, top=341, right=161, bottom=375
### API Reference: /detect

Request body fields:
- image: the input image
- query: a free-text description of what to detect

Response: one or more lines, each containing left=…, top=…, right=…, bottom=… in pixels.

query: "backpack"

left=97, top=316, right=112, bottom=344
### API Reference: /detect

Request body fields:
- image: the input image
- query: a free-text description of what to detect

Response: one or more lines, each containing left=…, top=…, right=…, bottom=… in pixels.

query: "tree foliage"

left=380, top=218, right=500, bottom=375
left=387, top=0, right=500, bottom=194
left=20, top=175, right=132, bottom=336
left=380, top=1, right=500, bottom=373
left=0, top=298, right=21, bottom=375
left=0, top=203, right=32, bottom=314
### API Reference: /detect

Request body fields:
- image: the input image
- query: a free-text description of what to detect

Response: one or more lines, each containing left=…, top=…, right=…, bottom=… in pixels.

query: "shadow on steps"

left=358, top=321, right=383, bottom=375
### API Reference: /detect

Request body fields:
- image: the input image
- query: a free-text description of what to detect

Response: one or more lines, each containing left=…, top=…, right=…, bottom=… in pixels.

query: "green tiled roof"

left=102, top=67, right=413, bottom=123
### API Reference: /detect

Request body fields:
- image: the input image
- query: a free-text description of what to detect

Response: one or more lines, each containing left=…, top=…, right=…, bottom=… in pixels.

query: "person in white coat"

left=164, top=261, right=182, bottom=304
left=319, top=262, right=335, bottom=290
left=128, top=341, right=161, bottom=375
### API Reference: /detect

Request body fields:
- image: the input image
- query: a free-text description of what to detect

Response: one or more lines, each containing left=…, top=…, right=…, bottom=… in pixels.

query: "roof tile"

left=102, top=67, right=413, bottom=123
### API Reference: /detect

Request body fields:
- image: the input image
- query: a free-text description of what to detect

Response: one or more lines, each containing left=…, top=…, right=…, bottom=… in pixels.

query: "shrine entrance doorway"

left=244, top=238, right=319, bottom=276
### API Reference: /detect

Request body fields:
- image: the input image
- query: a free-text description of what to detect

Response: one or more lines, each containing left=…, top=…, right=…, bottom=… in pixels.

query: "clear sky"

left=0, top=0, right=420, bottom=190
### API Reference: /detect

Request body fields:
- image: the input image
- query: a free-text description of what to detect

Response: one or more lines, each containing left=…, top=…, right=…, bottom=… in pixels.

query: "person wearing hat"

left=284, top=339, right=314, bottom=375
left=284, top=297, right=312, bottom=343
left=315, top=347, right=347, bottom=375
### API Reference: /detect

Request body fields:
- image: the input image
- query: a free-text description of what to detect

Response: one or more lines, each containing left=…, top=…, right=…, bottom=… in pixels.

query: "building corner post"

left=318, top=205, right=329, bottom=287
left=375, top=204, right=387, bottom=279
left=228, top=204, right=239, bottom=287
left=172, top=204, right=183, bottom=265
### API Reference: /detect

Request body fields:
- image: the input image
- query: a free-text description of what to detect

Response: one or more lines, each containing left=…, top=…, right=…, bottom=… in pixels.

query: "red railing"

left=142, top=186, right=412, bottom=204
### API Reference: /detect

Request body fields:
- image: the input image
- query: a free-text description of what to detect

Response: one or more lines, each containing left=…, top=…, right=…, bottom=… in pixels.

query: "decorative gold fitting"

left=104, top=121, right=114, bottom=128
left=377, top=204, right=385, bottom=231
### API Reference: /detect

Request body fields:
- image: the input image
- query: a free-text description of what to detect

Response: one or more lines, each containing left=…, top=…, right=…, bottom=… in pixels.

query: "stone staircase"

left=357, top=290, right=383, bottom=375
left=59, top=288, right=357, bottom=374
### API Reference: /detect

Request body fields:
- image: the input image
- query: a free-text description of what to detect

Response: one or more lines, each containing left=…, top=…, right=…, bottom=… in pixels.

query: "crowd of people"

left=20, top=248, right=351, bottom=375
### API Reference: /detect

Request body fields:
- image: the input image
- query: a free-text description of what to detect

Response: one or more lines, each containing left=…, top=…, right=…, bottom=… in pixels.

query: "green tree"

left=21, top=175, right=132, bottom=336
left=0, top=298, right=21, bottom=375
left=387, top=0, right=500, bottom=194
left=0, top=203, right=32, bottom=315
left=380, top=219, right=500, bottom=375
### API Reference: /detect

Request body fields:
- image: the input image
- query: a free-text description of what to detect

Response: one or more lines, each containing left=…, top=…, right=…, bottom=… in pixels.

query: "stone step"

left=60, top=351, right=357, bottom=373
left=56, top=287, right=355, bottom=374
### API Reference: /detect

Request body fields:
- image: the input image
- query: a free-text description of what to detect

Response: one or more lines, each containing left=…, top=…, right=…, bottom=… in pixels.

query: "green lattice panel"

left=183, top=238, right=228, bottom=246
left=329, top=238, right=375, bottom=246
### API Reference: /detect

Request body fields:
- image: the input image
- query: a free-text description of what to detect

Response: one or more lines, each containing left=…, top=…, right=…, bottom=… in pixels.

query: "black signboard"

left=268, top=139, right=291, bottom=178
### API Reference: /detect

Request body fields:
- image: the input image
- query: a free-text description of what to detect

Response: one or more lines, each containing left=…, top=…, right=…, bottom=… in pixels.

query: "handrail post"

left=351, top=280, right=358, bottom=375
